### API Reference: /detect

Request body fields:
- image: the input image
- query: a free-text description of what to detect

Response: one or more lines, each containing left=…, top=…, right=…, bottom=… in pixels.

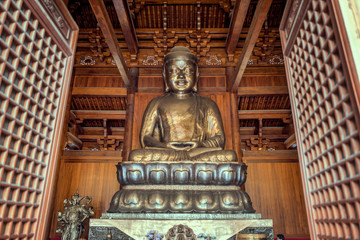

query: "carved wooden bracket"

left=185, top=2, right=211, bottom=59
left=253, top=28, right=279, bottom=63
left=186, top=30, right=211, bottom=59
left=97, top=137, right=121, bottom=150
left=246, top=137, right=270, bottom=151
left=89, top=26, right=111, bottom=63
left=153, top=2, right=178, bottom=62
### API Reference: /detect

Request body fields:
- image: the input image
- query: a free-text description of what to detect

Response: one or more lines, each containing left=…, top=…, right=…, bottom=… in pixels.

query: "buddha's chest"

left=158, top=98, right=197, bottom=136
left=158, top=98, right=196, bottom=119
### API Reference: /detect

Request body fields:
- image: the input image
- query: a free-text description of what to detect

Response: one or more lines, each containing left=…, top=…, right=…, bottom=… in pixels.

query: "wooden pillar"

left=227, top=67, right=242, bottom=161
left=122, top=90, right=135, bottom=160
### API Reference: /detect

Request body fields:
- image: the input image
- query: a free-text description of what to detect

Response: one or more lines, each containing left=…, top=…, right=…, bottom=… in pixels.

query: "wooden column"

left=122, top=90, right=135, bottom=160
left=227, top=67, right=242, bottom=160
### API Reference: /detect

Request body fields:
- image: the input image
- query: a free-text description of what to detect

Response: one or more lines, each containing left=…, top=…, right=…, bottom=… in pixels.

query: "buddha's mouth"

left=175, top=80, right=188, bottom=86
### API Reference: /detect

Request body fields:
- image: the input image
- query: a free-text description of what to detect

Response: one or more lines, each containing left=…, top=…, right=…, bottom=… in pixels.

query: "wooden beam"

left=243, top=66, right=286, bottom=76
left=230, top=0, right=273, bottom=92
left=240, top=134, right=290, bottom=140
left=112, top=0, right=139, bottom=55
left=72, top=87, right=127, bottom=96
left=62, top=150, right=121, bottom=163
left=239, top=109, right=291, bottom=120
left=82, top=127, right=125, bottom=135
left=226, top=0, right=251, bottom=55
left=238, top=86, right=289, bottom=96
left=284, top=133, right=296, bottom=149
left=77, top=135, right=124, bottom=140
left=65, top=132, right=83, bottom=150
left=71, top=110, right=126, bottom=122
left=242, top=150, right=298, bottom=163
left=88, top=0, right=133, bottom=89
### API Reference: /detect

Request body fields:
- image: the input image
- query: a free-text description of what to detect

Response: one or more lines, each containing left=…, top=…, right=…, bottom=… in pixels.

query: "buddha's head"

left=163, top=46, right=199, bottom=93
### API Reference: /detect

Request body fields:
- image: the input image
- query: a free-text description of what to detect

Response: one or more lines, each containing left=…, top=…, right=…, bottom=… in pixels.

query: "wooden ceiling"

left=69, top=0, right=285, bottom=29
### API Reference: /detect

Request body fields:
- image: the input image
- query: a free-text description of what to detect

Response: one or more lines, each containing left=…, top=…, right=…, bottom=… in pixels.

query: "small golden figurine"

left=129, top=46, right=236, bottom=162
left=56, top=191, right=94, bottom=240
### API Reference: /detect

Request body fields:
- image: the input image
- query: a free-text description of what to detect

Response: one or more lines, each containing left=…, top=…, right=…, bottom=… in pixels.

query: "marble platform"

left=89, top=213, right=273, bottom=240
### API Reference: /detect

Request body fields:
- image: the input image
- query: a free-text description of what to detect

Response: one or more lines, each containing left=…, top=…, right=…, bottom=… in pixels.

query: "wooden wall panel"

left=198, top=76, right=226, bottom=90
left=240, top=75, right=288, bottom=87
left=137, top=75, right=227, bottom=92
left=49, top=151, right=120, bottom=238
left=74, top=76, right=125, bottom=87
left=244, top=151, right=310, bottom=238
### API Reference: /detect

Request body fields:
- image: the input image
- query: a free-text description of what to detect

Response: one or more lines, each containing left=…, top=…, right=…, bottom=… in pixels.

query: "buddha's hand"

left=167, top=141, right=198, bottom=151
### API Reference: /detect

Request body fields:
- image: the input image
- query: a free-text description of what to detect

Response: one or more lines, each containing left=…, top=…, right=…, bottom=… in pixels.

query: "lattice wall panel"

left=285, top=1, right=360, bottom=239
left=0, top=0, right=74, bottom=238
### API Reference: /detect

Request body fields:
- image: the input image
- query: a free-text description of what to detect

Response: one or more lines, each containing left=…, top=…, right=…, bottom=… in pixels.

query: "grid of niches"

left=288, top=1, right=360, bottom=239
left=0, top=0, right=66, bottom=238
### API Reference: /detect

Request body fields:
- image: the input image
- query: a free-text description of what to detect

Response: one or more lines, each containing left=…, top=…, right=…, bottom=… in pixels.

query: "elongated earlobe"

left=193, top=67, right=199, bottom=92
left=162, top=70, right=170, bottom=92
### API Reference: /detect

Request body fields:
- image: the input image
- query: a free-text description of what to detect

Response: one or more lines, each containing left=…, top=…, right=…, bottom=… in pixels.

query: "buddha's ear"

left=193, top=65, right=200, bottom=92
left=162, top=68, right=170, bottom=92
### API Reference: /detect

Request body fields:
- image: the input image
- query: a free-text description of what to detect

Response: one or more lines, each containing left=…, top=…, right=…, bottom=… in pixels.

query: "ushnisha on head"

left=162, top=46, right=199, bottom=93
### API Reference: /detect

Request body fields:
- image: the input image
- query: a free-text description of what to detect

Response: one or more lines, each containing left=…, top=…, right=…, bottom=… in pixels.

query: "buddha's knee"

left=193, top=150, right=237, bottom=162
left=129, top=149, right=177, bottom=161
left=128, top=149, right=144, bottom=161
left=222, top=150, right=237, bottom=161
left=212, top=150, right=237, bottom=162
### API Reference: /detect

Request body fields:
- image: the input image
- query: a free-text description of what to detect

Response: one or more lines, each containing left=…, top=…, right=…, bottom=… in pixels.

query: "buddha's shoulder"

left=197, top=94, right=217, bottom=105
left=146, top=94, right=171, bottom=106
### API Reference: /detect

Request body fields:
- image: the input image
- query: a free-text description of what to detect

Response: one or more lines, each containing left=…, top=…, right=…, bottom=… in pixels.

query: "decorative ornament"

left=143, top=56, right=159, bottom=66
left=247, top=59, right=255, bottom=65
left=206, top=55, right=222, bottom=65
left=165, top=224, right=196, bottom=240
left=80, top=56, right=95, bottom=65
left=268, top=55, right=284, bottom=64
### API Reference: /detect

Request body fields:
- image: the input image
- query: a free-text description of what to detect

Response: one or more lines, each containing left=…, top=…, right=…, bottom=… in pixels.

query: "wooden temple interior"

left=0, top=0, right=359, bottom=239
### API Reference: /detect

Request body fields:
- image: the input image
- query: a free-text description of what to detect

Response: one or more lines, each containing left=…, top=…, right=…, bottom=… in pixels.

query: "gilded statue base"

left=116, top=161, right=247, bottom=186
left=89, top=214, right=273, bottom=240
left=108, top=186, right=254, bottom=213
left=109, top=161, right=255, bottom=213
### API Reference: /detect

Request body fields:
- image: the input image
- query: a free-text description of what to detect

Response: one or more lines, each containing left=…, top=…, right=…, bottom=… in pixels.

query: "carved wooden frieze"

left=40, top=0, right=72, bottom=40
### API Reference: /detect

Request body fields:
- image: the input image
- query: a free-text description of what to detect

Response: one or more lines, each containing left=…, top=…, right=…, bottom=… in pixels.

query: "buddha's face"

left=164, top=58, right=198, bottom=94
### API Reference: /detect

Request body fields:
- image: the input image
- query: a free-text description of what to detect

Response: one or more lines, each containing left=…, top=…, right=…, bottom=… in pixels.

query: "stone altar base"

left=89, top=213, right=273, bottom=240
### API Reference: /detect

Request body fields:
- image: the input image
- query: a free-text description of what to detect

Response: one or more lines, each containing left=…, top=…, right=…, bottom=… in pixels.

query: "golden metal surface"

left=129, top=46, right=237, bottom=162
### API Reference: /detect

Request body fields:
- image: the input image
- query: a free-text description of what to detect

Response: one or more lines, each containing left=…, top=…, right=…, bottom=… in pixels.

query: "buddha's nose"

left=178, top=72, right=185, bottom=79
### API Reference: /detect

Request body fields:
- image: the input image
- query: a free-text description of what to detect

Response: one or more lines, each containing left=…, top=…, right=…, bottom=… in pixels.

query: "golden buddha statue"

left=129, top=47, right=237, bottom=162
